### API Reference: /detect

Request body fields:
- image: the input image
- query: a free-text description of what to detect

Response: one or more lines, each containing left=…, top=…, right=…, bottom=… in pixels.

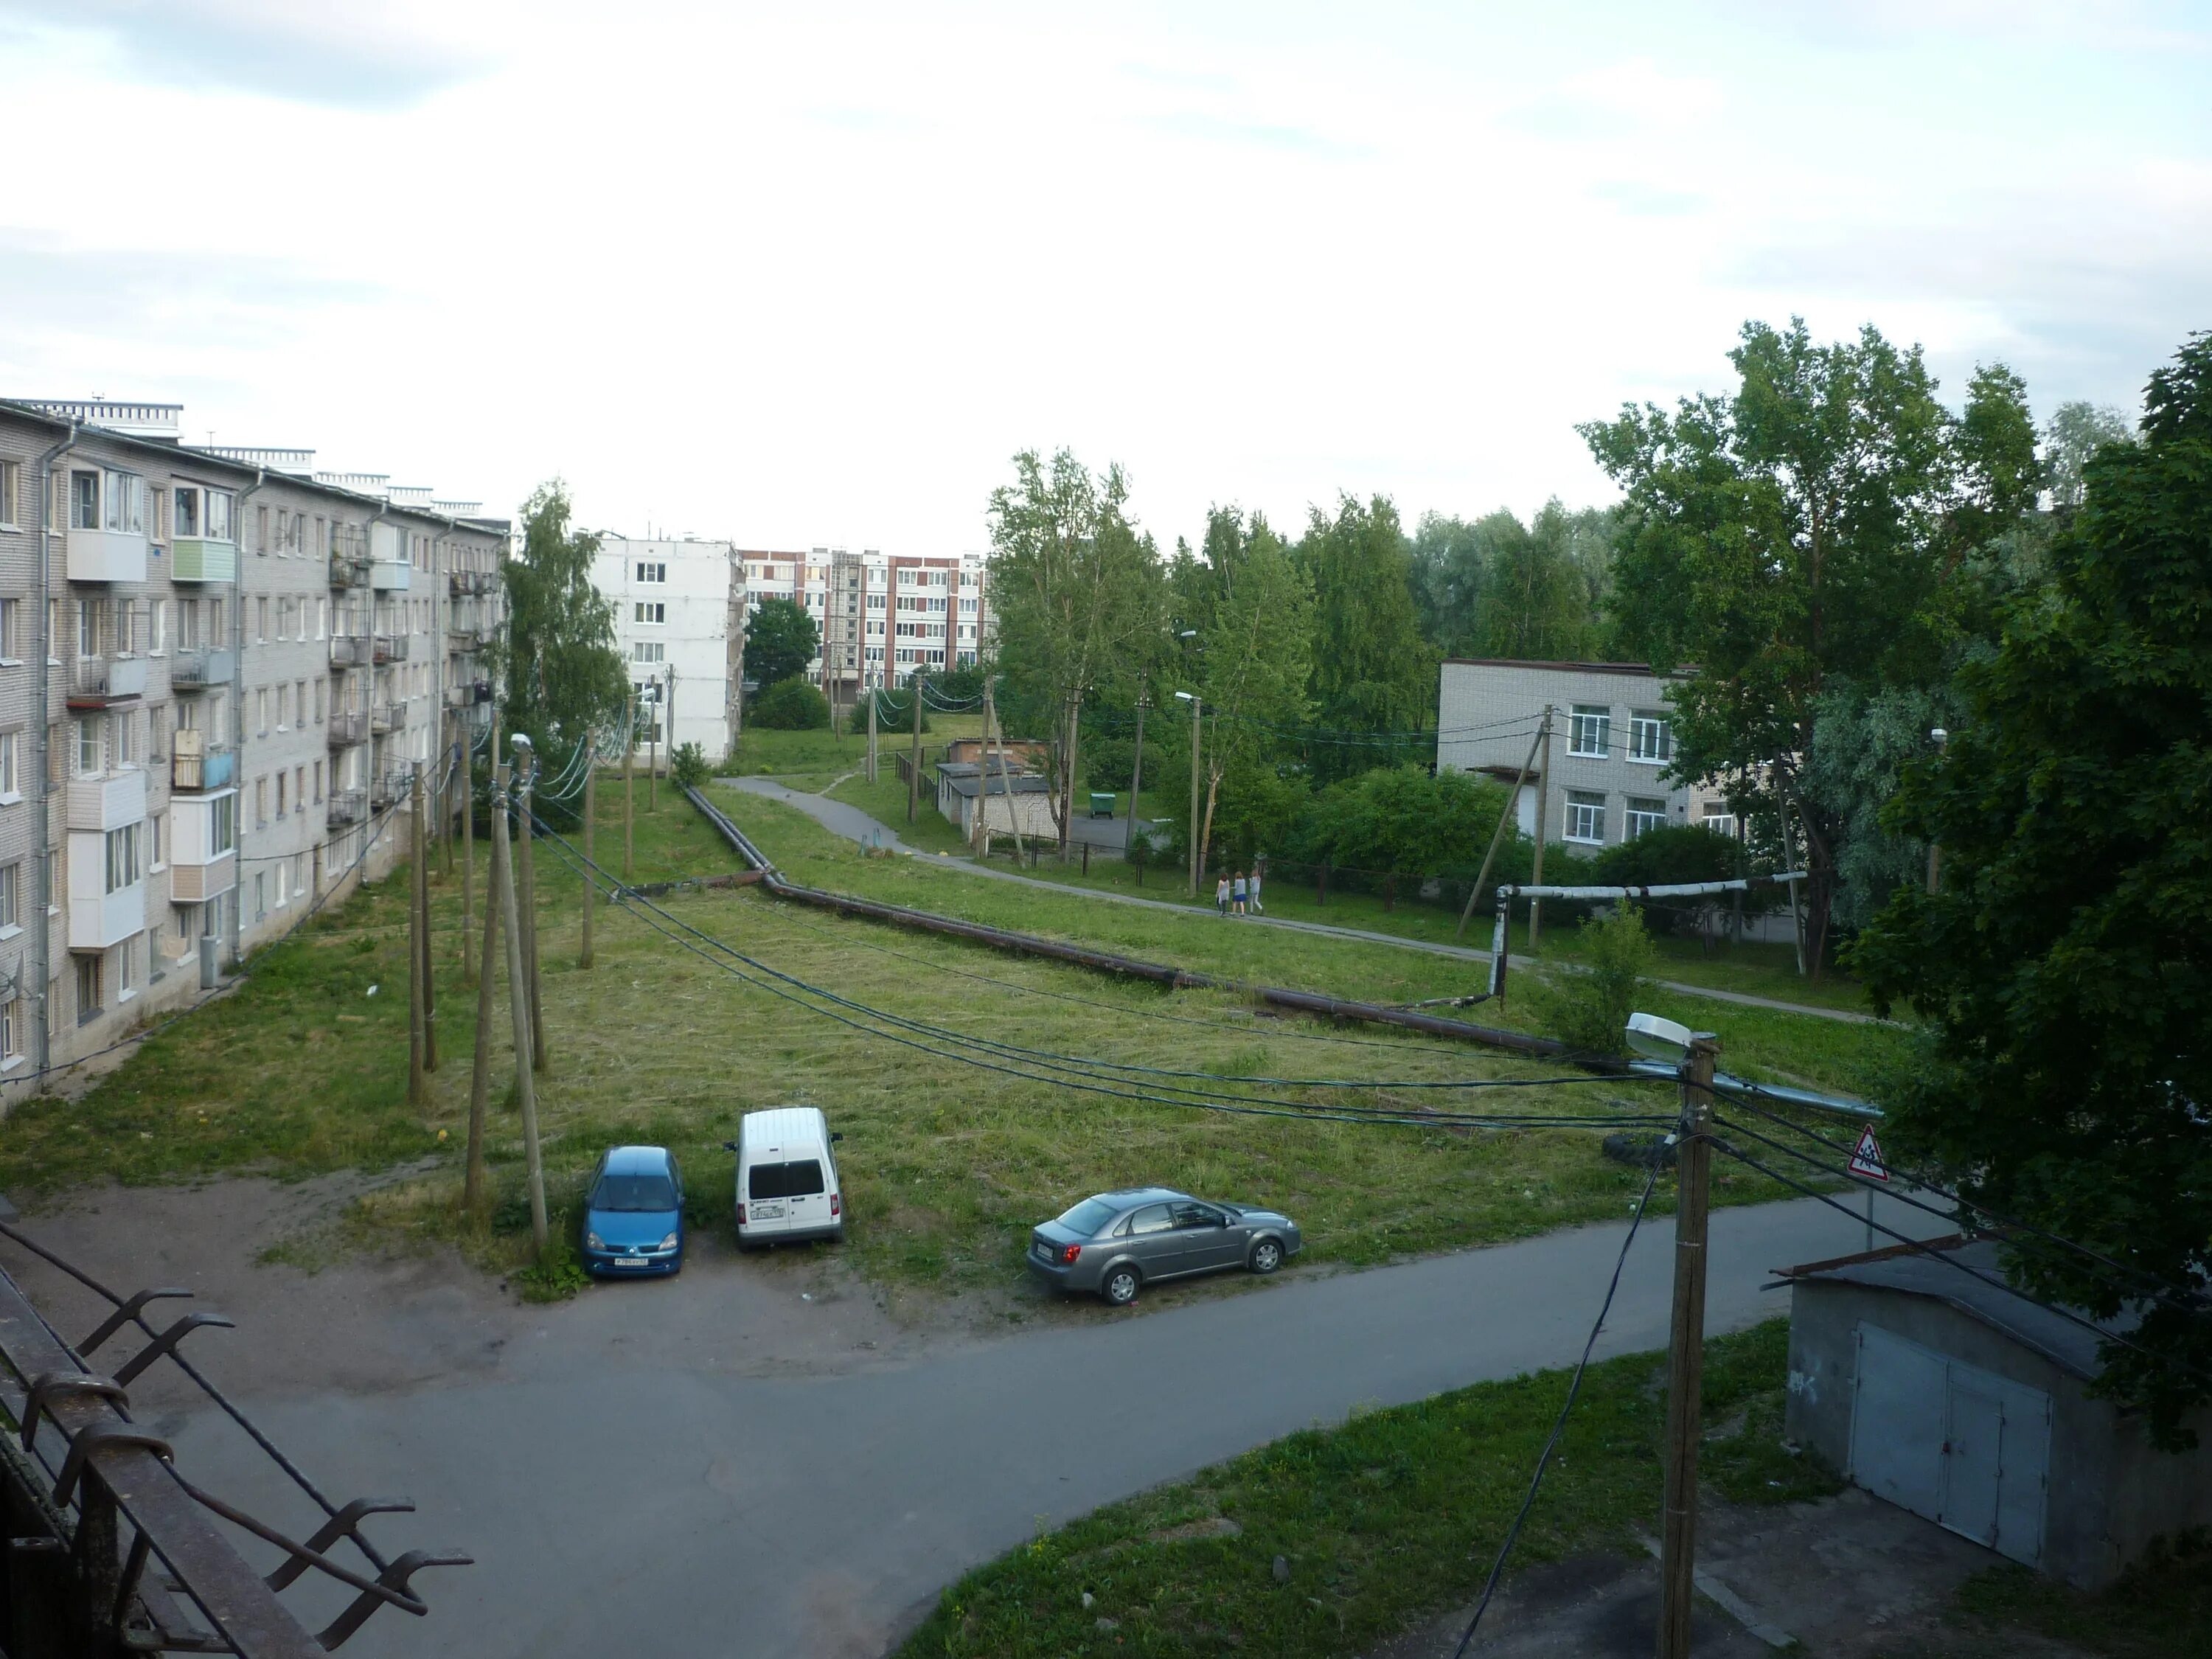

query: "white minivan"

left=725, top=1107, right=845, bottom=1247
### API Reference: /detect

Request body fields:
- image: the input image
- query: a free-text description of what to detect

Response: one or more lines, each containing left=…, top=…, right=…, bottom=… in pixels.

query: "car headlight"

left=659, top=1232, right=681, bottom=1251
left=585, top=1231, right=606, bottom=1251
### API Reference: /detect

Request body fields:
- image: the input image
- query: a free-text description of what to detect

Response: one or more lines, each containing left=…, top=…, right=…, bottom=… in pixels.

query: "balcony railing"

left=369, top=773, right=407, bottom=811
left=330, top=635, right=369, bottom=668
left=448, top=626, right=483, bottom=651
left=66, top=655, right=149, bottom=708
left=327, top=789, right=367, bottom=827
left=371, top=701, right=407, bottom=734
left=372, top=633, right=408, bottom=664
left=172, top=535, right=238, bottom=583
left=327, top=710, right=368, bottom=746
left=330, top=552, right=369, bottom=588
left=171, top=747, right=237, bottom=793
left=448, top=569, right=496, bottom=596
left=170, top=647, right=237, bottom=689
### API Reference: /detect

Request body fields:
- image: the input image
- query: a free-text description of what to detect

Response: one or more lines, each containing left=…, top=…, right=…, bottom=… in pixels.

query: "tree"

left=2042, top=399, right=2138, bottom=511
left=487, top=481, right=627, bottom=756
left=751, top=678, right=831, bottom=730
left=1475, top=499, right=1607, bottom=661
left=1296, top=494, right=1434, bottom=785
left=745, top=597, right=818, bottom=692
left=1582, top=319, right=2037, bottom=973
left=1854, top=332, right=2212, bottom=1443
left=987, top=450, right=1166, bottom=859
left=1409, top=511, right=1491, bottom=657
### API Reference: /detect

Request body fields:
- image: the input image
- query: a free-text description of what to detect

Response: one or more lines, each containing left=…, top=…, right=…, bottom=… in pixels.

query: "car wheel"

left=1249, top=1239, right=1283, bottom=1275
left=1101, top=1265, right=1141, bottom=1307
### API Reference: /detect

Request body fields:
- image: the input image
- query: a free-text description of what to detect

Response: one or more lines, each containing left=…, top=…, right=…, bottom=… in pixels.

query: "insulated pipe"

left=29, top=422, right=80, bottom=1088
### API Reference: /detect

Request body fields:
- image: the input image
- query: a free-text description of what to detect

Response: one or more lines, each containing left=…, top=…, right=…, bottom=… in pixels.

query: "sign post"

left=1849, top=1126, right=1891, bottom=1253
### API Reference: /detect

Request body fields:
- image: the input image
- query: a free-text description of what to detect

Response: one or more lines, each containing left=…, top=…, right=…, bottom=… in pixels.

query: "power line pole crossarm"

left=1657, top=1031, right=1720, bottom=1659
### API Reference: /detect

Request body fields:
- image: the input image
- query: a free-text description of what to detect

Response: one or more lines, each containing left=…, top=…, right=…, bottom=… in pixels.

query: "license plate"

left=1032, top=1242, right=1051, bottom=1261
left=615, top=1256, right=647, bottom=1267
left=754, top=1203, right=785, bottom=1220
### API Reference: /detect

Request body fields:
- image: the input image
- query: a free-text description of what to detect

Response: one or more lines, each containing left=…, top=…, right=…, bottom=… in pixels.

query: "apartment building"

left=737, top=547, right=990, bottom=694
left=593, top=535, right=740, bottom=760
left=1435, top=658, right=1733, bottom=849
left=0, top=398, right=505, bottom=1102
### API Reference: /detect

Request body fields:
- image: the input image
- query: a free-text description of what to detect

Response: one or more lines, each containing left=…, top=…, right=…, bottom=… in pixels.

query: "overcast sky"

left=1, top=1, right=2204, bottom=552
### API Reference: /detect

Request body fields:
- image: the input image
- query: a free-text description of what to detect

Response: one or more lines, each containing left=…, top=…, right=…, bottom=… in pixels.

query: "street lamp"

left=1927, top=728, right=1949, bottom=893
left=1173, top=689, right=1200, bottom=896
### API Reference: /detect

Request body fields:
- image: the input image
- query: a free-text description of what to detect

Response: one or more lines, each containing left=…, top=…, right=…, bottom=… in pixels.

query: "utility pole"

left=622, top=688, right=636, bottom=878
left=974, top=678, right=993, bottom=853
left=987, top=678, right=1026, bottom=866
left=419, top=761, right=437, bottom=1072
left=464, top=780, right=502, bottom=1214
left=1657, top=1032, right=1720, bottom=1659
left=1528, top=705, right=1554, bottom=948
left=866, top=677, right=878, bottom=783
left=1124, top=681, right=1148, bottom=882
left=439, top=713, right=455, bottom=874
left=491, top=761, right=548, bottom=1256
left=667, top=664, right=679, bottom=774
left=1926, top=727, right=1948, bottom=894
left=408, top=762, right=427, bottom=1107
left=1456, top=716, right=1545, bottom=939
left=906, top=671, right=925, bottom=824
left=1186, top=694, right=1203, bottom=897
left=514, top=737, right=546, bottom=1073
left=580, top=751, right=597, bottom=970
left=647, top=681, right=660, bottom=814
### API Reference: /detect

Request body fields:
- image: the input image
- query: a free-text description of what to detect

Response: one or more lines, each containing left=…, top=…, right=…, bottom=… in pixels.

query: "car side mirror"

left=830, top=1132, right=843, bottom=1143
left=720, top=1140, right=737, bottom=1152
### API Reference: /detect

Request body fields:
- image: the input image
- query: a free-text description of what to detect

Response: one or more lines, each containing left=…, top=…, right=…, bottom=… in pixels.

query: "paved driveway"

left=19, top=1186, right=1944, bottom=1658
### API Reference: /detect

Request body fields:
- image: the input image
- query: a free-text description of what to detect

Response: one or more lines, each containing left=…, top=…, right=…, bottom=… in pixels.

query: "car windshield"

left=591, top=1174, right=676, bottom=1212
left=1054, top=1197, right=1123, bottom=1236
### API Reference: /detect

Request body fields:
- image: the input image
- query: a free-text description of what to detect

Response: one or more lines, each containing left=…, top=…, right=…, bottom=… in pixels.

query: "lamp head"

left=1172, top=690, right=1195, bottom=703
left=511, top=734, right=533, bottom=754
left=1176, top=629, right=1197, bottom=639
left=1625, top=1011, right=1696, bottom=1062
left=1930, top=727, right=1948, bottom=746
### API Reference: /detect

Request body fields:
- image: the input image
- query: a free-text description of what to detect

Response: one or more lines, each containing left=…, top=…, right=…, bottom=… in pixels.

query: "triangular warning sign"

left=1849, top=1126, right=1891, bottom=1182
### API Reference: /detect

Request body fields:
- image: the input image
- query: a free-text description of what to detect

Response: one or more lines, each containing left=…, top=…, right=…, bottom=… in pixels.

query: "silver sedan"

left=1025, top=1187, right=1303, bottom=1306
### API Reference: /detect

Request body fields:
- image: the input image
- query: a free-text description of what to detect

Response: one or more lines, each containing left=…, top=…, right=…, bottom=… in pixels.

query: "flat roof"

left=1442, top=657, right=1680, bottom=678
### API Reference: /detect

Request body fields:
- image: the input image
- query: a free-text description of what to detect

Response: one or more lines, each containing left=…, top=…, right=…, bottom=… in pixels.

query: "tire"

left=1248, top=1238, right=1284, bottom=1276
left=1100, top=1264, right=1141, bottom=1307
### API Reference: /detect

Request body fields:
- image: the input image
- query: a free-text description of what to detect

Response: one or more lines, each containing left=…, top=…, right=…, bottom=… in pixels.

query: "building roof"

left=1778, top=1238, right=2138, bottom=1382
left=1442, top=657, right=1681, bottom=678
left=936, top=762, right=1050, bottom=799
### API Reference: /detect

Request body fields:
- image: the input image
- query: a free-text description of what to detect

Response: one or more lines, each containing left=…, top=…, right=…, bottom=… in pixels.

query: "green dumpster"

left=1088, top=792, right=1116, bottom=818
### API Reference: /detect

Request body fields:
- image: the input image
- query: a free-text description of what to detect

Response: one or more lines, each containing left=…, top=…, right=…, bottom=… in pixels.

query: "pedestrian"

left=1249, top=866, right=1264, bottom=914
left=1215, top=873, right=1230, bottom=917
left=1233, top=870, right=1248, bottom=917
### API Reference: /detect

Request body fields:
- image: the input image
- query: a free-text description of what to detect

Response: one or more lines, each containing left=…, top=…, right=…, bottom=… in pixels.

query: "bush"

left=1526, top=902, right=1655, bottom=1056
left=846, top=690, right=929, bottom=736
left=751, top=677, right=832, bottom=730
left=670, top=742, right=712, bottom=789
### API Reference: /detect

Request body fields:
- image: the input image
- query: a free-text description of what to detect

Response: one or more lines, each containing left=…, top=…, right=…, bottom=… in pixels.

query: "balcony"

left=170, top=848, right=236, bottom=903
left=327, top=710, right=368, bottom=747
left=372, top=633, right=408, bottom=664
left=327, top=790, right=367, bottom=828
left=448, top=625, right=483, bottom=652
left=171, top=748, right=236, bottom=793
left=330, top=553, right=369, bottom=588
left=330, top=635, right=369, bottom=668
left=66, top=655, right=148, bottom=709
left=171, top=536, right=238, bottom=583
left=369, top=773, right=406, bottom=811
left=371, top=701, right=406, bottom=735
left=69, top=880, right=145, bottom=953
left=369, top=559, right=411, bottom=591
left=66, top=526, right=147, bottom=583
left=66, top=768, right=147, bottom=832
left=170, top=647, right=237, bottom=691
left=448, top=569, right=495, bottom=597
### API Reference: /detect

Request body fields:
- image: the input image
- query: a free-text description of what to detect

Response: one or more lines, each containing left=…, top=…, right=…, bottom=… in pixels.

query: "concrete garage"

left=1779, top=1237, right=2212, bottom=1589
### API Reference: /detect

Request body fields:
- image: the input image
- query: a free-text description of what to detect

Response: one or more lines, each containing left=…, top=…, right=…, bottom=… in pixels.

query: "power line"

left=1450, top=1143, right=1670, bottom=1658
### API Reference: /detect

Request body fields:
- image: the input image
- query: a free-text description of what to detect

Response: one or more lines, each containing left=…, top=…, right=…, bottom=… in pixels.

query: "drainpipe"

left=223, top=467, right=267, bottom=971
left=29, top=422, right=80, bottom=1089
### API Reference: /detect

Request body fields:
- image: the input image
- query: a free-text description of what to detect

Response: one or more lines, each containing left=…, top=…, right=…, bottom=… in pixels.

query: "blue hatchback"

left=580, top=1146, right=686, bottom=1276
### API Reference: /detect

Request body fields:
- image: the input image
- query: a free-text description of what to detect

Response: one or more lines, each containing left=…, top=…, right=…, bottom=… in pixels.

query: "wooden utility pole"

left=1657, top=1032, right=1719, bottom=1659
left=1528, top=705, right=1554, bottom=947
left=580, top=757, right=597, bottom=969
left=622, top=689, right=636, bottom=878
left=419, top=762, right=437, bottom=1071
left=906, top=672, right=925, bottom=823
left=987, top=678, right=1026, bottom=866
left=1186, top=694, right=1203, bottom=897
left=1456, top=716, right=1546, bottom=939
left=866, top=678, right=878, bottom=783
left=439, top=714, right=455, bottom=874
left=647, top=683, right=660, bottom=814
left=515, top=742, right=546, bottom=1072
left=667, top=664, right=678, bottom=774
left=407, top=763, right=427, bottom=1106
left=464, top=791, right=502, bottom=1214
left=1125, top=681, right=1147, bottom=880
left=491, top=762, right=548, bottom=1256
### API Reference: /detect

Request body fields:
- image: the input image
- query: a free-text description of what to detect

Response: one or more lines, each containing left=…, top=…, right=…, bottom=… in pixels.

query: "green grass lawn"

left=723, top=713, right=986, bottom=780
left=895, top=1319, right=1839, bottom=1658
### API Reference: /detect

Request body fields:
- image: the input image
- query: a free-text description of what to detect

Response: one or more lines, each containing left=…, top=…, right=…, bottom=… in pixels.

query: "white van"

left=726, top=1107, right=845, bottom=1247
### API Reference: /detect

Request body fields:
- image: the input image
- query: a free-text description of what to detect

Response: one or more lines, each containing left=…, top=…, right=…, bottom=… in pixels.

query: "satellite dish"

left=1625, top=1011, right=1696, bottom=1062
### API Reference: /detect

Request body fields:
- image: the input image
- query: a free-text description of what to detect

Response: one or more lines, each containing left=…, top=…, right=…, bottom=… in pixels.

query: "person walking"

left=1215, top=873, right=1230, bottom=917
left=1233, top=870, right=1248, bottom=917
left=1248, top=865, right=1264, bottom=914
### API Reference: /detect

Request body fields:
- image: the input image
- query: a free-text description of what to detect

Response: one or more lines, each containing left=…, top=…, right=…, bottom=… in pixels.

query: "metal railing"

left=328, top=636, right=369, bottom=669
left=326, top=789, right=366, bottom=827
left=328, top=552, right=369, bottom=588
left=369, top=773, right=406, bottom=810
left=371, top=634, right=408, bottom=664
left=326, top=711, right=368, bottom=746
left=370, top=702, right=406, bottom=735
left=0, top=1221, right=468, bottom=1656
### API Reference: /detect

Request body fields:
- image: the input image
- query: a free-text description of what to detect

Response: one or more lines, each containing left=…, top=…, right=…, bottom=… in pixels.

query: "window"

left=1624, top=797, right=1668, bottom=839
left=257, top=503, right=268, bottom=551
left=0, top=598, right=15, bottom=661
left=1, top=999, right=18, bottom=1066
left=1701, top=804, right=1739, bottom=839
left=256, top=689, right=269, bottom=734
left=255, top=776, right=268, bottom=827
left=0, top=863, right=17, bottom=931
left=1565, top=790, right=1606, bottom=844
left=633, top=641, right=664, bottom=664
left=276, top=860, right=288, bottom=908
left=74, top=955, right=101, bottom=1020
left=1125, top=1204, right=1174, bottom=1237
left=103, top=822, right=142, bottom=893
left=633, top=602, right=665, bottom=625
left=276, top=771, right=287, bottom=818
left=210, top=793, right=236, bottom=855
left=175, top=487, right=202, bottom=538
left=104, top=472, right=142, bottom=535
left=207, top=491, right=232, bottom=541
left=1569, top=704, right=1611, bottom=758
left=119, top=712, right=141, bottom=766
left=294, top=766, right=305, bottom=812
left=78, top=598, right=101, bottom=658
left=119, top=934, right=137, bottom=998
left=254, top=871, right=266, bottom=922
left=635, top=561, right=667, bottom=583
left=76, top=717, right=100, bottom=775
left=150, top=811, right=164, bottom=867
left=150, top=599, right=165, bottom=653
left=69, top=471, right=100, bottom=530
left=1629, top=711, right=1672, bottom=764
left=313, top=759, right=323, bottom=801
left=257, top=597, right=268, bottom=641
left=0, top=459, right=18, bottom=527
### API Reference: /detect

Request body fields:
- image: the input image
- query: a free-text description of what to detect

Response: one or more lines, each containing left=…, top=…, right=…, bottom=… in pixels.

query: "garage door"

left=1848, top=1324, right=2051, bottom=1567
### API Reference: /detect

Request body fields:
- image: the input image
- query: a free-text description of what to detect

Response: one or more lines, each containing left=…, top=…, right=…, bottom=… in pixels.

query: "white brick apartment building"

left=594, top=535, right=739, bottom=761
left=0, top=398, right=504, bottom=1105
left=738, top=547, right=990, bottom=695
left=1436, top=658, right=1733, bottom=850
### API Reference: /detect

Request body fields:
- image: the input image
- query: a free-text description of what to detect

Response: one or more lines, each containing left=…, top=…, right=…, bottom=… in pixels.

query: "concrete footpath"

left=720, top=777, right=1881, bottom=1026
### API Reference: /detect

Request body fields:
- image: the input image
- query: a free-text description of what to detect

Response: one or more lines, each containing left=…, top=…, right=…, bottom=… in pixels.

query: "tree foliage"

left=489, top=481, right=627, bottom=751
left=1854, top=332, right=2212, bottom=1443
left=2042, top=399, right=2138, bottom=511
left=745, top=597, right=818, bottom=692
left=1582, top=319, right=2039, bottom=973
left=751, top=677, right=831, bottom=730
left=1296, top=494, right=1433, bottom=782
left=1527, top=904, right=1655, bottom=1057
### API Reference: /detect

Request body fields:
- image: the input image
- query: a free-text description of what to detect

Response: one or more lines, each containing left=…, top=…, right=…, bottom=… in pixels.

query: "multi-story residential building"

left=737, top=546, right=990, bottom=694
left=1435, top=658, right=1733, bottom=849
left=0, top=398, right=505, bottom=1105
left=593, top=535, right=739, bottom=761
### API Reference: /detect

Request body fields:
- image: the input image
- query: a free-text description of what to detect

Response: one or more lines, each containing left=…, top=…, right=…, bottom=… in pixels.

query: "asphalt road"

left=141, top=1189, right=1938, bottom=1658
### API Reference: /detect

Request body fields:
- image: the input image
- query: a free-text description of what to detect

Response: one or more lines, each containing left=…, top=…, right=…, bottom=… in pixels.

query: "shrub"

left=751, top=677, right=831, bottom=730
left=669, top=742, right=712, bottom=789
left=1527, top=902, right=1655, bottom=1056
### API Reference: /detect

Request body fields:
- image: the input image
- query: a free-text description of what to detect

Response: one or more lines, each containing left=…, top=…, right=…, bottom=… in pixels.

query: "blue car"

left=580, top=1146, right=686, bottom=1276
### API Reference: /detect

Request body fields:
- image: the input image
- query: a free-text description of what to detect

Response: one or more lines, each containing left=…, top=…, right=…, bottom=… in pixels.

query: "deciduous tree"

left=743, top=597, right=819, bottom=692
left=489, top=481, right=627, bottom=756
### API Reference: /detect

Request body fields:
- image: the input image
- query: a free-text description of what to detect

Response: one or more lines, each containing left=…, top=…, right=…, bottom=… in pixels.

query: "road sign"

left=1850, top=1127, right=1891, bottom=1182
